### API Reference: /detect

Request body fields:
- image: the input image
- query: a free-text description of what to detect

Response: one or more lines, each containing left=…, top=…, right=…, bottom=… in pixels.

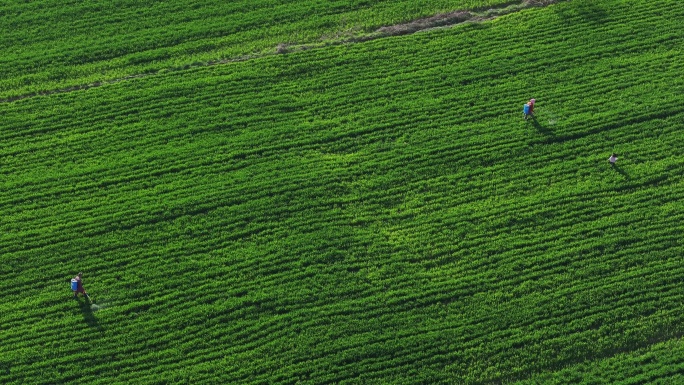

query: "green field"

left=0, top=0, right=514, bottom=100
left=2, top=0, right=684, bottom=383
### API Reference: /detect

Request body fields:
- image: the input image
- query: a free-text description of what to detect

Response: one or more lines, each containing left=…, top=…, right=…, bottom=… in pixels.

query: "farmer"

left=72, top=272, right=87, bottom=299
left=529, top=99, right=536, bottom=116
left=523, top=102, right=531, bottom=120
left=608, top=153, right=618, bottom=165
left=523, top=98, right=536, bottom=120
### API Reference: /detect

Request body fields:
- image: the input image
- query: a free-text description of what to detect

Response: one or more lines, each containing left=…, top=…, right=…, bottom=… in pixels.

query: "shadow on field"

left=78, top=299, right=103, bottom=332
left=554, top=0, right=608, bottom=25
left=611, top=164, right=630, bottom=180
left=530, top=117, right=553, bottom=136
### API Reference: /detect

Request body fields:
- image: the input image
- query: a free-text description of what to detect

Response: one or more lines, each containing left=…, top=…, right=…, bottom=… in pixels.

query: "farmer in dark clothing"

left=72, top=272, right=87, bottom=299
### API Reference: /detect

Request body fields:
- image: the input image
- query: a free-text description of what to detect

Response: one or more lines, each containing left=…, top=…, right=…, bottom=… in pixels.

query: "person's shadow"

left=530, top=116, right=553, bottom=136
left=612, top=164, right=630, bottom=179
left=77, top=298, right=104, bottom=332
left=553, top=1, right=608, bottom=25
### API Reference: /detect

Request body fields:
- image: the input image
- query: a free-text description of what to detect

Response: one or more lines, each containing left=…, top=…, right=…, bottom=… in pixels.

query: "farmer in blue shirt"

left=523, top=98, right=535, bottom=120
left=72, top=272, right=88, bottom=299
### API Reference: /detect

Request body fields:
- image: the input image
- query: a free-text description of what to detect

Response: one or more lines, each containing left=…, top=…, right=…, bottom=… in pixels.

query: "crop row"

left=519, top=336, right=684, bottom=384
left=0, top=0, right=517, bottom=100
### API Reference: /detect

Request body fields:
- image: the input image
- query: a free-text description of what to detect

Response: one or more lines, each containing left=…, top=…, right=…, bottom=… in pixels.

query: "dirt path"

left=0, top=0, right=564, bottom=104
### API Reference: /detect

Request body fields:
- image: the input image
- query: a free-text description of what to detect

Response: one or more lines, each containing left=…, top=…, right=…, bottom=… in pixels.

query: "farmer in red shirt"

left=529, top=99, right=536, bottom=116
left=523, top=99, right=536, bottom=120
left=72, top=272, right=88, bottom=299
